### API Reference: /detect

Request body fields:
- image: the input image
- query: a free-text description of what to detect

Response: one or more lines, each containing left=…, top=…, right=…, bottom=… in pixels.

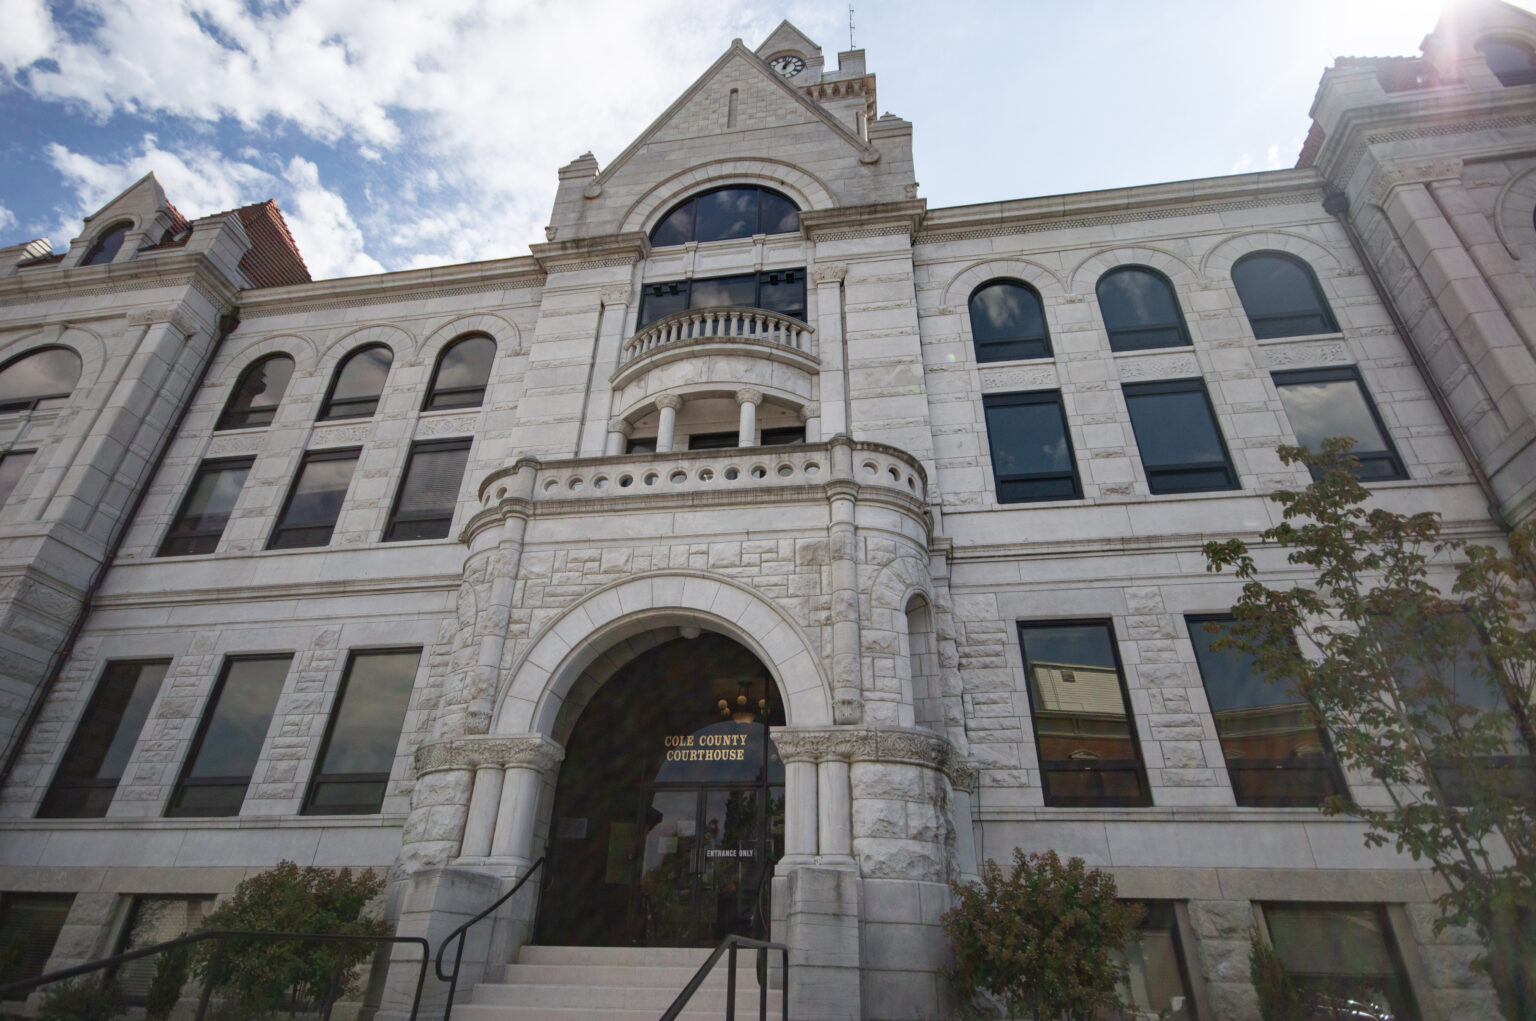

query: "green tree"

left=1203, top=440, right=1536, bottom=1019
left=942, top=848, right=1143, bottom=1020
left=194, top=861, right=387, bottom=1018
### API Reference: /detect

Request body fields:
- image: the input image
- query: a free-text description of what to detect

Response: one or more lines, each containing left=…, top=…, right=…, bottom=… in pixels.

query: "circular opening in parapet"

left=862, top=461, right=878, bottom=475
left=593, top=476, right=608, bottom=490
left=804, top=462, right=820, bottom=476
left=669, top=470, right=687, bottom=485
left=619, top=474, right=634, bottom=488
left=495, top=486, right=507, bottom=500
left=699, top=468, right=714, bottom=482
left=725, top=466, right=740, bottom=481
left=644, top=472, right=659, bottom=486
left=543, top=479, right=559, bottom=492
left=750, top=465, right=767, bottom=479
left=908, top=477, right=916, bottom=491
left=888, top=466, right=900, bottom=481
left=776, top=463, right=793, bottom=477
left=569, top=477, right=584, bottom=492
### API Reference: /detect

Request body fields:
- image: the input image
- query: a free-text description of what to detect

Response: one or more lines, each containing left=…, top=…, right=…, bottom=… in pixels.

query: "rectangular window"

left=39, top=660, right=170, bottom=818
left=1116, top=902, right=1198, bottom=1019
left=983, top=391, right=1081, bottom=503
left=761, top=426, right=806, bottom=446
left=626, top=436, right=657, bottom=454
left=384, top=439, right=471, bottom=542
left=1273, top=368, right=1407, bottom=481
left=1123, top=379, right=1239, bottom=493
left=1018, top=621, right=1150, bottom=807
left=0, top=449, right=35, bottom=507
left=0, top=893, right=74, bottom=986
left=157, top=457, right=254, bottom=556
left=638, top=269, right=807, bottom=326
left=166, top=654, right=291, bottom=818
left=303, top=648, right=421, bottom=815
left=267, top=448, right=360, bottom=549
left=685, top=431, right=738, bottom=450
left=1187, top=616, right=1345, bottom=807
left=1263, top=903, right=1419, bottom=1020
left=111, top=896, right=212, bottom=1004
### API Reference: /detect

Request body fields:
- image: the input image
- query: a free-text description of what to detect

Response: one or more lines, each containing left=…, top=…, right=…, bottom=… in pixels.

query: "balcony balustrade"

left=620, top=307, right=815, bottom=369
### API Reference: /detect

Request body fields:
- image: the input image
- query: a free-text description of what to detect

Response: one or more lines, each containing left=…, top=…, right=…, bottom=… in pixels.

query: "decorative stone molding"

left=207, top=433, right=268, bottom=456
left=600, top=285, right=632, bottom=307
left=735, top=387, right=763, bottom=407
left=949, top=759, right=980, bottom=793
left=414, top=734, right=565, bottom=777
left=310, top=422, right=372, bottom=445
left=811, top=263, right=848, bottom=285
left=771, top=726, right=954, bottom=771
left=607, top=417, right=633, bottom=437
left=1260, top=340, right=1350, bottom=368
left=979, top=365, right=1057, bottom=391
left=417, top=413, right=478, bottom=438
left=1362, top=157, right=1466, bottom=209
left=126, top=306, right=200, bottom=337
left=1115, top=352, right=1200, bottom=381
left=655, top=393, right=683, bottom=411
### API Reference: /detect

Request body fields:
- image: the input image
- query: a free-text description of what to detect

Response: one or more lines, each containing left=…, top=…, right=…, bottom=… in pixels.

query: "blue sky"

left=0, top=0, right=1521, bottom=280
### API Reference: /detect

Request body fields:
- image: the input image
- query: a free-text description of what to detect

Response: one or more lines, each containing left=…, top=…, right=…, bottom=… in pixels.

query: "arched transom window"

left=424, top=334, right=496, bottom=411
left=217, top=354, right=294, bottom=430
left=1096, top=266, right=1191, bottom=352
left=1478, top=38, right=1536, bottom=87
left=969, top=279, right=1051, bottom=362
left=1231, top=252, right=1338, bottom=339
left=81, top=222, right=131, bottom=267
left=650, top=186, right=800, bottom=247
left=319, top=344, right=392, bottom=421
left=0, top=347, right=83, bottom=413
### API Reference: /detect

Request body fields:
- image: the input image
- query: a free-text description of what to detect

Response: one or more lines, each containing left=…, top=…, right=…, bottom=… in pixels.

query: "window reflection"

left=218, top=354, right=294, bottom=430
left=1098, top=267, right=1190, bottom=352
left=1232, top=253, right=1337, bottom=339
left=167, top=655, right=291, bottom=817
left=649, top=186, right=801, bottom=246
left=1273, top=368, right=1406, bottom=481
left=1264, top=904, right=1418, bottom=1020
left=983, top=392, right=1081, bottom=502
left=0, top=347, right=82, bottom=413
left=320, top=344, right=392, bottom=420
left=969, top=280, right=1051, bottom=361
left=304, top=649, right=419, bottom=814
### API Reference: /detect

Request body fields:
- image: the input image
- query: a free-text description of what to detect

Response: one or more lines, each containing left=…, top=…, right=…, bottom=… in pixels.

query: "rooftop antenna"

left=849, top=4, right=856, bottom=49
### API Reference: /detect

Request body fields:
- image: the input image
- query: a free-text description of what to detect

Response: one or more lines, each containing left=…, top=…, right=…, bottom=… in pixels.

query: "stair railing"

left=0, top=928, right=429, bottom=1020
left=433, top=856, right=544, bottom=1021
left=658, top=934, right=789, bottom=1021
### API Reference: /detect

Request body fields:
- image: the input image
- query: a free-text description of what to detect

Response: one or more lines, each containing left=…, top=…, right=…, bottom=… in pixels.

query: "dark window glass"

left=268, top=448, right=360, bottom=549
left=384, top=439, right=471, bottom=542
left=1123, top=379, right=1239, bottom=493
left=81, top=221, right=130, bottom=266
left=686, top=431, right=739, bottom=450
left=1386, top=617, right=1536, bottom=806
left=649, top=186, right=800, bottom=246
left=626, top=436, right=657, bottom=454
left=0, top=347, right=82, bottom=413
left=638, top=270, right=808, bottom=326
left=1273, top=368, right=1407, bottom=481
left=319, top=344, right=392, bottom=420
left=982, top=391, right=1081, bottom=503
left=40, top=660, right=170, bottom=818
left=761, top=426, right=806, bottom=446
left=112, top=897, right=212, bottom=1004
left=303, top=648, right=420, bottom=815
left=1479, top=38, right=1536, bottom=86
left=0, top=450, right=34, bottom=507
left=1188, top=616, right=1345, bottom=807
left=1264, top=904, right=1419, bottom=1020
left=425, top=334, right=496, bottom=411
left=1097, top=266, right=1191, bottom=352
left=217, top=354, right=294, bottom=430
left=157, top=457, right=253, bottom=557
left=1232, top=253, right=1338, bottom=339
left=0, top=893, right=74, bottom=985
left=1116, top=903, right=1197, bottom=1019
left=969, top=280, right=1051, bottom=362
left=167, top=655, right=291, bottom=817
left=1018, top=621, right=1150, bottom=807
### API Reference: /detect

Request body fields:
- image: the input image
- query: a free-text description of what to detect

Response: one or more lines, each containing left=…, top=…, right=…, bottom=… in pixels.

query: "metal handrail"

left=658, top=934, right=788, bottom=1021
left=433, top=856, right=544, bottom=1021
left=0, top=928, right=429, bottom=1020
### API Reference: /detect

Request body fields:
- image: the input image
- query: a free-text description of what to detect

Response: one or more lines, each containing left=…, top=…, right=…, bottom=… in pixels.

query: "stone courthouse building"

left=3, top=2, right=1536, bottom=1018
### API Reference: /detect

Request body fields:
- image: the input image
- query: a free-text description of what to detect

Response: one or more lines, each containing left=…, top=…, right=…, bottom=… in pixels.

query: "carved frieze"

left=417, top=414, right=477, bottom=438
left=771, top=726, right=954, bottom=770
left=979, top=365, right=1057, bottom=391
left=1114, top=352, right=1199, bottom=381
left=413, top=734, right=565, bottom=776
left=1260, top=340, right=1350, bottom=368
left=207, top=433, right=268, bottom=456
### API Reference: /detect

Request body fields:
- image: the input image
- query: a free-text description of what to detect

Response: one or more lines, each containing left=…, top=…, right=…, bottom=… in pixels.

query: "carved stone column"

left=811, top=263, right=848, bottom=435
left=578, top=285, right=634, bottom=456
left=655, top=393, right=682, bottom=453
left=605, top=416, right=631, bottom=456
left=735, top=387, right=762, bottom=447
left=826, top=437, right=863, bottom=724
left=772, top=729, right=822, bottom=865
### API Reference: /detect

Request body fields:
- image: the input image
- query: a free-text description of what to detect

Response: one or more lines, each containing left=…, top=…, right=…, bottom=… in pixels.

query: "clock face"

left=769, top=53, right=805, bottom=78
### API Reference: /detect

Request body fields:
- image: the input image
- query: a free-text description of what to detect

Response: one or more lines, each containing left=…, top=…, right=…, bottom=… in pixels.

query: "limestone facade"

left=1, top=6, right=1534, bottom=1020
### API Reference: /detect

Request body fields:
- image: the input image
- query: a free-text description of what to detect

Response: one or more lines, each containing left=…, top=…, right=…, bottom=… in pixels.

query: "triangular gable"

left=585, top=40, right=875, bottom=197
left=79, top=172, right=172, bottom=231
left=755, top=21, right=822, bottom=62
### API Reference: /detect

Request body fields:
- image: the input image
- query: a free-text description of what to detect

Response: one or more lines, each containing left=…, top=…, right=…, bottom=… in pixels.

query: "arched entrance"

left=535, top=633, right=785, bottom=947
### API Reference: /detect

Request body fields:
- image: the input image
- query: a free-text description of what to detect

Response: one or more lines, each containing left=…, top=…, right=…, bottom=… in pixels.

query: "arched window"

left=1096, top=266, right=1191, bottom=352
left=1231, top=252, right=1338, bottom=339
left=1478, top=38, right=1536, bottom=87
left=216, top=354, right=294, bottom=430
left=423, top=334, right=496, bottom=411
left=80, top=222, right=131, bottom=267
left=969, top=279, right=1051, bottom=361
left=0, top=347, right=82, bottom=413
left=650, top=186, right=800, bottom=246
left=319, top=345, right=392, bottom=421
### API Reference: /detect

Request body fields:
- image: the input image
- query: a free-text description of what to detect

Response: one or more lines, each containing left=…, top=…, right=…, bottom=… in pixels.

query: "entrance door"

left=636, top=785, right=772, bottom=946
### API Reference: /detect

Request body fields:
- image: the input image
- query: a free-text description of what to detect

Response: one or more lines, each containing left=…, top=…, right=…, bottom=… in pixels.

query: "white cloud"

left=1266, top=144, right=1283, bottom=170
left=0, top=0, right=57, bottom=72
left=1230, top=153, right=1254, bottom=174
left=0, top=202, right=16, bottom=235
left=280, top=156, right=384, bottom=279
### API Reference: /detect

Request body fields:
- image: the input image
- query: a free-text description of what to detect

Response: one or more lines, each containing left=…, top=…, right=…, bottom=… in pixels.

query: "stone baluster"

left=736, top=388, right=762, bottom=447
left=655, top=393, right=682, bottom=453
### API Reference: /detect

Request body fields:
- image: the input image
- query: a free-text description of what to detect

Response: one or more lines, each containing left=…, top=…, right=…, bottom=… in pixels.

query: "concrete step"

left=471, top=982, right=781, bottom=1011
left=452, top=1008, right=779, bottom=1021
left=516, top=945, right=716, bottom=967
left=495, top=961, right=777, bottom=989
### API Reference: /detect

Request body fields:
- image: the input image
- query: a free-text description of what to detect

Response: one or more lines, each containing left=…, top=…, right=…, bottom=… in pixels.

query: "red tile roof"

left=233, top=200, right=311, bottom=288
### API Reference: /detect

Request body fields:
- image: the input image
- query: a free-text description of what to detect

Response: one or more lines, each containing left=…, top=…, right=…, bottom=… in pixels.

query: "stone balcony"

left=610, top=307, right=818, bottom=421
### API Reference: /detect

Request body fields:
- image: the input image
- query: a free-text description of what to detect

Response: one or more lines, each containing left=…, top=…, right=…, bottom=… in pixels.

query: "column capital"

left=735, top=387, right=764, bottom=407
left=414, top=734, right=565, bottom=777
left=811, top=263, right=848, bottom=285
left=600, top=285, right=632, bottom=307
left=656, top=393, right=684, bottom=411
left=607, top=417, right=633, bottom=436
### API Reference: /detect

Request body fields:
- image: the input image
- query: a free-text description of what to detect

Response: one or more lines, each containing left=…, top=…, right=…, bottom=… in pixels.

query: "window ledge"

left=0, top=814, right=406, bottom=831
left=1253, top=330, right=1347, bottom=345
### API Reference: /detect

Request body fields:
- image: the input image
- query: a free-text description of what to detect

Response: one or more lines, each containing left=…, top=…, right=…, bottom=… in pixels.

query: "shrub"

left=36, top=976, right=121, bottom=1021
left=942, top=849, right=1143, bottom=1020
left=1249, top=932, right=1307, bottom=1021
left=145, top=943, right=192, bottom=1021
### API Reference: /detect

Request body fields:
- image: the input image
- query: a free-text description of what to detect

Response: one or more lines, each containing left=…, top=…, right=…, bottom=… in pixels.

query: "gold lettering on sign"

left=662, top=732, right=750, bottom=761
